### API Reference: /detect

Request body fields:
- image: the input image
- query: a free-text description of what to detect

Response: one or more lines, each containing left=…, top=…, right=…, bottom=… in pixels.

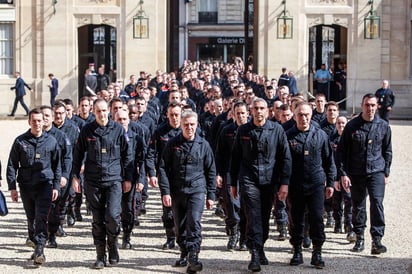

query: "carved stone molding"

left=75, top=14, right=117, bottom=28
left=75, top=0, right=119, bottom=6
left=309, top=0, right=347, bottom=4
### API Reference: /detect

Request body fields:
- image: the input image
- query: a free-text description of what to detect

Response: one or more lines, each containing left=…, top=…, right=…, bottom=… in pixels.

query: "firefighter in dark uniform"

left=287, top=102, right=336, bottom=269
left=337, top=93, right=392, bottom=255
left=7, top=108, right=62, bottom=265
left=114, top=109, right=146, bottom=249
left=52, top=101, right=80, bottom=232
left=72, top=99, right=134, bottom=269
left=158, top=110, right=216, bottom=274
left=215, top=101, right=249, bottom=251
left=40, top=105, right=72, bottom=248
left=147, top=101, right=182, bottom=251
left=230, top=98, right=292, bottom=273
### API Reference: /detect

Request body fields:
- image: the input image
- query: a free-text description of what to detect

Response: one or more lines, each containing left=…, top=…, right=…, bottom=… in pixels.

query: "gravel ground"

left=0, top=119, right=411, bottom=274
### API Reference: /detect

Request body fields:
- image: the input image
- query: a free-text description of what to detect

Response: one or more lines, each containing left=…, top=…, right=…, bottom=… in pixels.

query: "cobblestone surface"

left=0, top=119, right=411, bottom=274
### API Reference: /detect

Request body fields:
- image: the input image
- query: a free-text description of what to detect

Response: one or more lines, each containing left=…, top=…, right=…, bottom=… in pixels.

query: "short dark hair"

left=29, top=108, right=43, bottom=119
left=63, top=98, right=74, bottom=106
left=362, top=93, right=377, bottom=103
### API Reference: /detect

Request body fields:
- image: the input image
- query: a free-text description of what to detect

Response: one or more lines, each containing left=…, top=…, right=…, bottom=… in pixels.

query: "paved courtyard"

left=0, top=118, right=411, bottom=274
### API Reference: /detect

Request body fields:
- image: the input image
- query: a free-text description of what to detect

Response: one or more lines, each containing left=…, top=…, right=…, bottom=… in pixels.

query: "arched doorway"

left=78, top=24, right=117, bottom=100
left=309, top=24, right=347, bottom=109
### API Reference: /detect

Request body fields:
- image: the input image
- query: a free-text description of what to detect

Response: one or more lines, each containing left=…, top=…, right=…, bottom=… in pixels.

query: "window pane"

left=0, top=23, right=14, bottom=75
left=199, top=0, right=217, bottom=12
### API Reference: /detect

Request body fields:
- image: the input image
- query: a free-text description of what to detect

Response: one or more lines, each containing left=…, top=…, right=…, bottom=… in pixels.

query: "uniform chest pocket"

left=19, top=143, right=34, bottom=166
left=110, top=144, right=121, bottom=158
left=87, top=140, right=99, bottom=158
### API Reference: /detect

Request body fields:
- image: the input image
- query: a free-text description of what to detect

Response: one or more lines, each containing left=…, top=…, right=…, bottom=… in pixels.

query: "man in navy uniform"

left=158, top=110, right=216, bottom=274
left=287, top=102, right=336, bottom=269
left=7, top=108, right=61, bottom=265
left=230, top=98, right=292, bottom=272
left=337, top=93, right=392, bottom=255
left=9, top=71, right=32, bottom=116
left=72, top=99, right=134, bottom=268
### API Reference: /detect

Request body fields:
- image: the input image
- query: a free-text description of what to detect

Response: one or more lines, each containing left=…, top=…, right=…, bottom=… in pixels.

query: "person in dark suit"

left=9, top=71, right=31, bottom=116
left=48, top=73, right=59, bottom=107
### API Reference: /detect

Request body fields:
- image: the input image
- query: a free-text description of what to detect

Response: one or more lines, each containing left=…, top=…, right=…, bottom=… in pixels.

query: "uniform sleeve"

left=145, top=133, right=157, bottom=178
left=61, top=136, right=73, bottom=180
left=276, top=130, right=292, bottom=186
left=321, top=132, right=337, bottom=188
left=121, top=130, right=134, bottom=182
left=382, top=124, right=392, bottom=177
left=203, top=142, right=216, bottom=201
left=337, top=126, right=350, bottom=177
left=135, top=135, right=147, bottom=184
left=158, top=141, right=172, bottom=196
left=51, top=142, right=62, bottom=191
left=72, top=129, right=87, bottom=178
left=229, top=128, right=241, bottom=187
left=6, top=139, right=19, bottom=190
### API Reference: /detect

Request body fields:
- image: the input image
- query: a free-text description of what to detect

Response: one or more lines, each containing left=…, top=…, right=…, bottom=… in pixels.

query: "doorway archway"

left=78, top=24, right=117, bottom=100
left=309, top=24, right=347, bottom=108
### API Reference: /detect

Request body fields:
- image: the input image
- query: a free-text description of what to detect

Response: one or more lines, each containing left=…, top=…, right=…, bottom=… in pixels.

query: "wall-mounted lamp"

left=364, top=0, right=380, bottom=39
left=133, top=0, right=149, bottom=39
left=277, top=0, right=293, bottom=39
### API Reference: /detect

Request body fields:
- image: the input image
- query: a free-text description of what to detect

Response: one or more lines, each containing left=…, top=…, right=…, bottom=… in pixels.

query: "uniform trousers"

left=289, top=185, right=325, bottom=247
left=20, top=182, right=53, bottom=246
left=350, top=172, right=385, bottom=238
left=241, top=182, right=274, bottom=250
left=171, top=191, right=205, bottom=253
left=85, top=181, right=122, bottom=246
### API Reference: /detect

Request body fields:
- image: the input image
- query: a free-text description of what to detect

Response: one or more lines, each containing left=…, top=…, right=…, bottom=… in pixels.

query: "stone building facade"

left=0, top=0, right=411, bottom=117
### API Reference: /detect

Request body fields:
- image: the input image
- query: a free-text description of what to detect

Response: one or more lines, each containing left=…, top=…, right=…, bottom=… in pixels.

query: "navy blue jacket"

left=337, top=114, right=392, bottom=177
left=126, top=129, right=146, bottom=184
left=230, top=120, right=292, bottom=187
left=11, top=77, right=31, bottom=97
left=49, top=77, right=59, bottom=97
left=158, top=133, right=216, bottom=201
left=146, top=122, right=181, bottom=177
left=72, top=120, right=134, bottom=185
left=7, top=131, right=62, bottom=191
left=215, top=122, right=238, bottom=176
left=46, top=126, right=72, bottom=180
left=286, top=125, right=336, bottom=194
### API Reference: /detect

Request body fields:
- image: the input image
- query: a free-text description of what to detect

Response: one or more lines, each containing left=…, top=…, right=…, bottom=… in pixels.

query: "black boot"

left=107, top=236, right=119, bottom=265
left=371, top=237, right=387, bottom=255
left=290, top=245, right=303, bottom=266
left=352, top=234, right=365, bottom=252
left=121, top=232, right=132, bottom=249
left=174, top=250, right=188, bottom=267
left=139, top=201, right=147, bottom=215
left=94, top=245, right=106, bottom=269
left=334, top=222, right=343, bottom=233
left=47, top=233, right=58, bottom=248
left=259, top=247, right=268, bottom=265
left=277, top=223, right=288, bottom=241
left=302, top=228, right=312, bottom=248
left=187, top=251, right=203, bottom=273
left=67, top=208, right=75, bottom=227
left=56, top=224, right=67, bottom=237
left=248, top=249, right=261, bottom=272
left=74, top=207, right=83, bottom=222
left=33, top=244, right=46, bottom=265
left=163, top=227, right=176, bottom=249
left=310, top=245, right=325, bottom=269
left=227, top=226, right=240, bottom=250
left=325, top=211, right=334, bottom=228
